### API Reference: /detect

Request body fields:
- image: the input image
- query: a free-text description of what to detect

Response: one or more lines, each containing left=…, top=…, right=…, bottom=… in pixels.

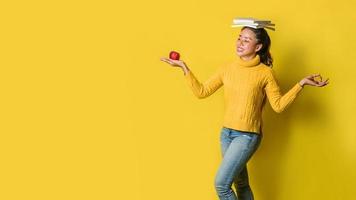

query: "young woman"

left=160, top=26, right=329, bottom=200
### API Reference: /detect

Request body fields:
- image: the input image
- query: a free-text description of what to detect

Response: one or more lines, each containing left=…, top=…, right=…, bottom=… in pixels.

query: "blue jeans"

left=214, top=127, right=262, bottom=200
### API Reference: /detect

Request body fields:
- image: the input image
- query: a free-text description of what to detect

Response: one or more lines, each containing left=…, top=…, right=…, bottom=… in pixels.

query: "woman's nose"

left=237, top=40, right=242, bottom=47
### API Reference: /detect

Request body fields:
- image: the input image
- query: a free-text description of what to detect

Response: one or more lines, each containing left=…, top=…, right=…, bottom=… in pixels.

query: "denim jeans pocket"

left=220, top=127, right=230, bottom=136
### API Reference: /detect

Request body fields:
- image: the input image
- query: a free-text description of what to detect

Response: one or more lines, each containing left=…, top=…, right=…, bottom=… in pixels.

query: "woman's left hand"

left=299, top=74, right=329, bottom=87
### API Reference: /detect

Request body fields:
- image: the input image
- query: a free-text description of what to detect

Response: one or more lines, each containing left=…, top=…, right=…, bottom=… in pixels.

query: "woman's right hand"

left=160, top=57, right=190, bottom=75
left=160, top=57, right=186, bottom=68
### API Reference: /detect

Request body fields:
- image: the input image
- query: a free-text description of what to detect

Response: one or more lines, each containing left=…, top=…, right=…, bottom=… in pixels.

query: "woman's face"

left=236, top=28, right=262, bottom=58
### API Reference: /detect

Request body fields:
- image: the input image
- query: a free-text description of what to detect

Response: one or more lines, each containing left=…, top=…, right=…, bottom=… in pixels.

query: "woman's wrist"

left=299, top=79, right=305, bottom=87
left=181, top=64, right=189, bottom=75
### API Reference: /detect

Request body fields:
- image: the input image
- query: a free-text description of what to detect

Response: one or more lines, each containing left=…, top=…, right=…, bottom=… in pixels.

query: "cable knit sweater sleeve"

left=184, top=66, right=225, bottom=99
left=264, top=68, right=303, bottom=113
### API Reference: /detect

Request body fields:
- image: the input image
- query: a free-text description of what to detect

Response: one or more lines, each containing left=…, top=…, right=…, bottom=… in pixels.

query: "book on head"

left=231, top=17, right=275, bottom=31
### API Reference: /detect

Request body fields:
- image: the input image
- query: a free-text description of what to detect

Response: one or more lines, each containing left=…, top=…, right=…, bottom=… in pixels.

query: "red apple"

left=169, top=51, right=180, bottom=60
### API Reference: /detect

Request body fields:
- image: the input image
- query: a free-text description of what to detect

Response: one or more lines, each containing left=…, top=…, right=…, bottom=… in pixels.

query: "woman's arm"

left=264, top=70, right=329, bottom=113
left=182, top=64, right=224, bottom=99
left=160, top=57, right=224, bottom=99
left=264, top=69, right=303, bottom=113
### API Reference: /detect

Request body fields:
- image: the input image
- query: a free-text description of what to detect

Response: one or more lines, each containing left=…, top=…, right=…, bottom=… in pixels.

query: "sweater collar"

left=235, top=54, right=261, bottom=67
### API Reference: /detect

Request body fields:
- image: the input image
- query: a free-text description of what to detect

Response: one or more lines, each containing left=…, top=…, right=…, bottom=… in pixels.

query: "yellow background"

left=1, top=0, right=355, bottom=199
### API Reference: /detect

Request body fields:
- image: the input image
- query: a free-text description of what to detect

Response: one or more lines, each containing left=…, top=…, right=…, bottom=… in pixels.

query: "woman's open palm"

left=160, top=57, right=186, bottom=68
left=301, top=74, right=329, bottom=87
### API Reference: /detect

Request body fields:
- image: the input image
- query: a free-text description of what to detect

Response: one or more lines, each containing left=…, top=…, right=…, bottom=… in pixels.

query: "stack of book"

left=231, top=17, right=275, bottom=31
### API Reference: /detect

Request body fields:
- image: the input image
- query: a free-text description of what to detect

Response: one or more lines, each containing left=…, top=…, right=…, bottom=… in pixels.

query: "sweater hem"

left=222, top=122, right=261, bottom=134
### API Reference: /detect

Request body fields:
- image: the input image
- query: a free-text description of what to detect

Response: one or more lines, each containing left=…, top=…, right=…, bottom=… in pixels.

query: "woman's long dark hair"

left=242, top=26, right=273, bottom=67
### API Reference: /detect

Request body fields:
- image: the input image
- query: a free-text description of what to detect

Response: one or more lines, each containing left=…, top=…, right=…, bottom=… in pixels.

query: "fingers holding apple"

left=160, top=50, right=186, bottom=68
left=160, top=57, right=185, bottom=68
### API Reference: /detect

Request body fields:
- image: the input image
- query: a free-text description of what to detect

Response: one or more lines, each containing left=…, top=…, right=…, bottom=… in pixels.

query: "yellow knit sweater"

left=184, top=54, right=303, bottom=134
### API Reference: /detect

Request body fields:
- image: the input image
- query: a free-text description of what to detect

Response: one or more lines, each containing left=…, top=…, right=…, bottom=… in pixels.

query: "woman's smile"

left=237, top=47, right=244, bottom=52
